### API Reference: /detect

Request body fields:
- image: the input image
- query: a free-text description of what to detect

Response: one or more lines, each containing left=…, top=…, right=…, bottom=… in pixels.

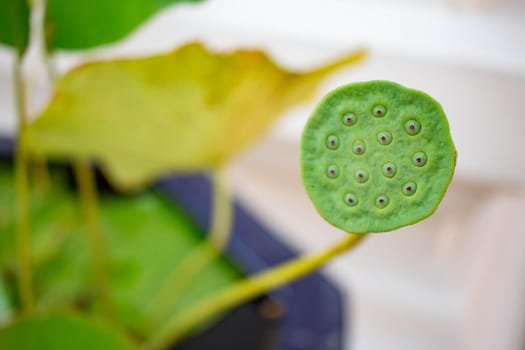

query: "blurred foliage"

left=2, top=0, right=366, bottom=345
left=0, top=0, right=203, bottom=53
left=45, top=0, right=205, bottom=50
left=27, top=42, right=365, bottom=190
left=0, top=277, right=13, bottom=323
left=0, top=163, right=242, bottom=339
left=0, top=313, right=138, bottom=350
left=0, top=0, right=30, bottom=56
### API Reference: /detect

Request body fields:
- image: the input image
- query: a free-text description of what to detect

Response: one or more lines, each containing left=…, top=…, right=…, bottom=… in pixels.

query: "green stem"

left=31, top=156, right=51, bottom=193
left=207, top=168, right=233, bottom=249
left=146, top=233, right=367, bottom=349
left=43, top=37, right=110, bottom=316
left=145, top=168, right=233, bottom=328
left=32, top=27, right=60, bottom=195
left=73, top=161, right=109, bottom=312
left=14, top=59, right=34, bottom=313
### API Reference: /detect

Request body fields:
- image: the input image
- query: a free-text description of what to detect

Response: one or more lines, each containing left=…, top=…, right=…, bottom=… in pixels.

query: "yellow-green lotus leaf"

left=27, top=42, right=365, bottom=190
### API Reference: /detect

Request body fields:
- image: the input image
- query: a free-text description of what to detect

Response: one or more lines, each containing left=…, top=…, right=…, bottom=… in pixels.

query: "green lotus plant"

left=0, top=1, right=456, bottom=349
left=146, top=80, right=457, bottom=349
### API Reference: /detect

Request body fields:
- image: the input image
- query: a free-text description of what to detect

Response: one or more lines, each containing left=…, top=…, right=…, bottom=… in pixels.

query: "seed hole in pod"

left=402, top=182, right=417, bottom=196
left=342, top=112, right=357, bottom=126
left=343, top=193, right=358, bottom=207
left=405, top=120, right=421, bottom=135
left=326, top=165, right=340, bottom=179
left=372, top=105, right=387, bottom=117
left=354, top=169, right=369, bottom=183
left=377, top=131, right=393, bottom=145
left=382, top=162, right=397, bottom=178
left=326, top=135, right=339, bottom=150
left=375, top=195, right=389, bottom=208
left=412, top=151, right=428, bottom=167
left=352, top=140, right=366, bottom=155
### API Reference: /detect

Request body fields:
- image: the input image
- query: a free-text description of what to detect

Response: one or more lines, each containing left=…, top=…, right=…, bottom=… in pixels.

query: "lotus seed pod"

left=301, top=80, right=456, bottom=233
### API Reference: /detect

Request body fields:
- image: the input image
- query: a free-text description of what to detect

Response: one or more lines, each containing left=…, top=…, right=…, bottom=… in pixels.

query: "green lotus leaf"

left=0, top=0, right=30, bottom=56
left=27, top=42, right=365, bottom=190
left=0, top=276, right=13, bottom=324
left=0, top=163, right=243, bottom=334
left=45, top=0, right=204, bottom=50
left=0, top=313, right=138, bottom=350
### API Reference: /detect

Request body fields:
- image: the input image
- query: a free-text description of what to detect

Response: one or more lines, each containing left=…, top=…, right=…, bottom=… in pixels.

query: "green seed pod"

left=301, top=81, right=456, bottom=233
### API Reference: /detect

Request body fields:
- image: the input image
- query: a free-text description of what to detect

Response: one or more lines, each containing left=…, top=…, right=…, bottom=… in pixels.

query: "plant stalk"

left=73, top=161, right=109, bottom=312
left=14, top=59, right=34, bottom=313
left=31, top=156, right=51, bottom=193
left=146, top=233, right=367, bottom=349
left=207, top=168, right=233, bottom=249
left=145, top=168, right=233, bottom=328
